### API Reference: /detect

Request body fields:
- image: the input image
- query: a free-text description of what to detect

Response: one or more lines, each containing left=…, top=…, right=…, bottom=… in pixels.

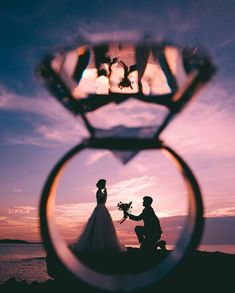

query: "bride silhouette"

left=71, top=179, right=127, bottom=253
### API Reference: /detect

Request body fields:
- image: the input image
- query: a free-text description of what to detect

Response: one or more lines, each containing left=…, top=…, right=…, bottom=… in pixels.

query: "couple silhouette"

left=71, top=179, right=166, bottom=254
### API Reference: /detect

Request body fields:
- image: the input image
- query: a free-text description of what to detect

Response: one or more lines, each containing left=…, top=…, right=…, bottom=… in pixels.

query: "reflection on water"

left=0, top=244, right=50, bottom=284
left=0, top=243, right=234, bottom=284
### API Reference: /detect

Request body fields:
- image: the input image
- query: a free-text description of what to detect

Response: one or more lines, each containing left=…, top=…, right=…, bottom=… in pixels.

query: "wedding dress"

left=71, top=189, right=127, bottom=253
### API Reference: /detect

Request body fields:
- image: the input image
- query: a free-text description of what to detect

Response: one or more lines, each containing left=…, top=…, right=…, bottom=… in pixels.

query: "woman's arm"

left=103, top=188, right=107, bottom=203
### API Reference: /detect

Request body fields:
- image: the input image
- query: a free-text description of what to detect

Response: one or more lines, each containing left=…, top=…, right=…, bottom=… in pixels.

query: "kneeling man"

left=125, top=196, right=166, bottom=251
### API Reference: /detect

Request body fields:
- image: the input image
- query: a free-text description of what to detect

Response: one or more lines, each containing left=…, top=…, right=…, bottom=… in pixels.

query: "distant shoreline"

left=1, top=239, right=234, bottom=245
left=0, top=239, right=42, bottom=244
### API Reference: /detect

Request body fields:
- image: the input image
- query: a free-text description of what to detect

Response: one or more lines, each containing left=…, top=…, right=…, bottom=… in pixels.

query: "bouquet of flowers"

left=117, top=201, right=133, bottom=224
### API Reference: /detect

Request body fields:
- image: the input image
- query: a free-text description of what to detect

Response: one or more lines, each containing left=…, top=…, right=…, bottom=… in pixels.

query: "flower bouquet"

left=117, top=201, right=132, bottom=224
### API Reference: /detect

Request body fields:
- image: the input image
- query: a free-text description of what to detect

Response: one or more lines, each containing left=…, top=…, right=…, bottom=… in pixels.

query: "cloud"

left=8, top=205, right=36, bottom=215
left=0, top=205, right=40, bottom=241
left=54, top=201, right=183, bottom=245
left=206, top=208, right=235, bottom=217
left=54, top=202, right=95, bottom=225
left=2, top=75, right=235, bottom=157
left=0, top=85, right=62, bottom=119
left=34, top=123, right=85, bottom=145
left=5, top=123, right=86, bottom=148
left=0, top=85, right=89, bottom=147
left=2, top=201, right=235, bottom=245
left=87, top=98, right=168, bottom=130
left=6, top=136, right=50, bottom=147
left=129, top=161, right=148, bottom=172
left=108, top=176, right=156, bottom=196
left=85, top=150, right=110, bottom=166
left=1, top=202, right=91, bottom=242
left=105, top=176, right=158, bottom=218
left=53, top=202, right=97, bottom=241
left=162, top=83, right=235, bottom=158
left=12, top=188, right=23, bottom=193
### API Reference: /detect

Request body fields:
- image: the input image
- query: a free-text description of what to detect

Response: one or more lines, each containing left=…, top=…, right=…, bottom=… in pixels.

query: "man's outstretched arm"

left=127, top=212, right=143, bottom=221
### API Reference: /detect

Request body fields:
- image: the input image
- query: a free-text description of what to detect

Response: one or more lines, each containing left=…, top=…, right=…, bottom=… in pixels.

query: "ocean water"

left=0, top=243, right=234, bottom=284
left=0, top=244, right=50, bottom=284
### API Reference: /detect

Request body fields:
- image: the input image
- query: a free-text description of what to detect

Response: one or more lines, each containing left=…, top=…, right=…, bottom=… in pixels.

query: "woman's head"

left=96, top=179, right=106, bottom=189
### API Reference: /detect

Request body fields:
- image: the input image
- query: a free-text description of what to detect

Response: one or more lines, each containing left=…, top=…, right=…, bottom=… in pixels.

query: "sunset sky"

left=0, top=0, right=235, bottom=247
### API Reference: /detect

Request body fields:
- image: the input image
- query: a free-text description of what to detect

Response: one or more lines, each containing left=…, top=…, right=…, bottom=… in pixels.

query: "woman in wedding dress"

left=71, top=179, right=127, bottom=253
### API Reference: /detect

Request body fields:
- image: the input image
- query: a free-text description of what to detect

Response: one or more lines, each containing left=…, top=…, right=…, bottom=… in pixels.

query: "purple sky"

left=0, top=0, right=235, bottom=246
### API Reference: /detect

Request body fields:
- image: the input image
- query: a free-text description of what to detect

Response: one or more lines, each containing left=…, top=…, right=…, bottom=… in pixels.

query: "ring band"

left=40, top=138, right=204, bottom=292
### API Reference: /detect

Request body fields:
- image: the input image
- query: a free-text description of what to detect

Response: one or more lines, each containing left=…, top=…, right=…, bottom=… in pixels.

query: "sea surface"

left=0, top=244, right=49, bottom=284
left=0, top=243, right=235, bottom=284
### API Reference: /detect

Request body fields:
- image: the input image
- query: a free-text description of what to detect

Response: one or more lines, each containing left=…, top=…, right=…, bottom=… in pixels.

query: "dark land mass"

left=1, top=248, right=235, bottom=292
left=0, top=239, right=41, bottom=244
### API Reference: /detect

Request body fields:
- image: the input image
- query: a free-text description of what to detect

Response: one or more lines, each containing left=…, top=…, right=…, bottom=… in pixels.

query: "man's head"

left=143, top=196, right=153, bottom=207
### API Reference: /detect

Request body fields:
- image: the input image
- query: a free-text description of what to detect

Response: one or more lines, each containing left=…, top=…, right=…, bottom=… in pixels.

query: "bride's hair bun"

left=96, top=179, right=106, bottom=188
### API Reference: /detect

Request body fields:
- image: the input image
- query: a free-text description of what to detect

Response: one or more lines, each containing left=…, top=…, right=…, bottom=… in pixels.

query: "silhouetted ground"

left=0, top=239, right=39, bottom=244
left=1, top=248, right=235, bottom=292
left=55, top=247, right=168, bottom=274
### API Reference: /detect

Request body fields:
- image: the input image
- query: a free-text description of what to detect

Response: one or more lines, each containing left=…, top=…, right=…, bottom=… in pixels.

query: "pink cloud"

left=8, top=206, right=36, bottom=215
left=206, top=208, right=235, bottom=217
left=85, top=150, right=110, bottom=166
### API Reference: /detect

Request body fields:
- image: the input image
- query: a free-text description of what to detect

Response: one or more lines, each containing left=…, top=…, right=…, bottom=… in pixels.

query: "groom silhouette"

left=125, top=196, right=166, bottom=251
